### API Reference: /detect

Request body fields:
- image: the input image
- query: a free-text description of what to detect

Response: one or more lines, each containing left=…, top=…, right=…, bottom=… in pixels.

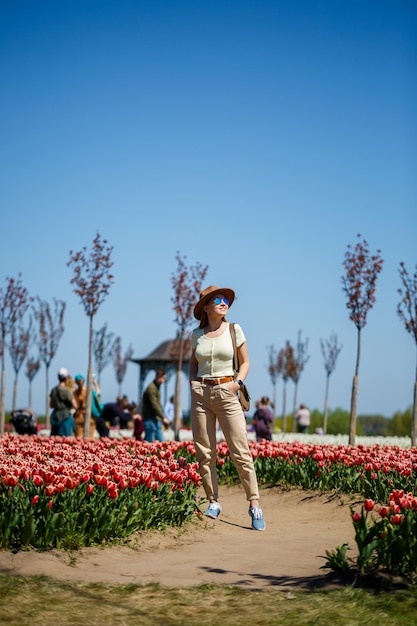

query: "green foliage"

left=310, top=409, right=323, bottom=433
left=326, top=407, right=353, bottom=435
left=389, top=407, right=413, bottom=437
left=358, top=414, right=390, bottom=436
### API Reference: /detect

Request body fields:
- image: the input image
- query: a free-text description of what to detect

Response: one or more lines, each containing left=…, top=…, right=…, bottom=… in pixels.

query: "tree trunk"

left=281, top=380, right=287, bottom=433
left=12, top=375, right=18, bottom=412
left=45, top=365, right=50, bottom=428
left=272, top=382, right=277, bottom=419
left=411, top=358, right=417, bottom=446
left=84, top=314, right=94, bottom=438
left=0, top=361, right=6, bottom=435
left=349, top=328, right=362, bottom=446
left=173, top=334, right=185, bottom=441
left=322, top=373, right=330, bottom=434
left=291, top=380, right=298, bottom=432
left=28, top=381, right=32, bottom=408
left=349, top=375, right=359, bottom=446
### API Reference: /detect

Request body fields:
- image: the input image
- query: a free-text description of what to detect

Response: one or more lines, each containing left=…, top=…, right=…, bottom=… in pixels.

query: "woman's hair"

left=198, top=310, right=227, bottom=329
left=198, top=310, right=208, bottom=329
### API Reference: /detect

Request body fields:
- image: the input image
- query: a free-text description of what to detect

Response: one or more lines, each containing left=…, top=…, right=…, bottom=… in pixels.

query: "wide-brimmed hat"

left=193, top=285, right=235, bottom=320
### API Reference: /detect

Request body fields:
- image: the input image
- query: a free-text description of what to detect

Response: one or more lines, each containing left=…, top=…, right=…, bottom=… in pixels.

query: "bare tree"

left=277, top=342, right=294, bottom=433
left=320, top=332, right=343, bottom=434
left=68, top=232, right=114, bottom=437
left=267, top=345, right=279, bottom=416
left=33, top=298, right=66, bottom=428
left=93, top=323, right=115, bottom=384
left=8, top=315, right=33, bottom=411
left=0, top=275, right=31, bottom=433
left=342, top=234, right=384, bottom=445
left=112, top=337, right=134, bottom=397
left=397, top=261, right=417, bottom=446
left=170, top=252, right=208, bottom=440
left=290, top=331, right=310, bottom=432
left=25, top=356, right=41, bottom=408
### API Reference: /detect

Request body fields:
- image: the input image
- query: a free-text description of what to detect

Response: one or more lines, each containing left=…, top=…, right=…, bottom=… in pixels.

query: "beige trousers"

left=190, top=381, right=259, bottom=502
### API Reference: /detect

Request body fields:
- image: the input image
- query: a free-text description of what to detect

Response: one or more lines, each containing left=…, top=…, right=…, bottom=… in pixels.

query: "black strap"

left=229, top=323, right=239, bottom=375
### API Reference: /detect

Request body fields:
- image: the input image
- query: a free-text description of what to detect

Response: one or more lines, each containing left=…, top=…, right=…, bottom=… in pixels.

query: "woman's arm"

left=236, top=341, right=250, bottom=382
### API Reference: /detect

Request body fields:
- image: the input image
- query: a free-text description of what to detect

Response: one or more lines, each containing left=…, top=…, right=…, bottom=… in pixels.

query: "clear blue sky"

left=1, top=0, right=416, bottom=418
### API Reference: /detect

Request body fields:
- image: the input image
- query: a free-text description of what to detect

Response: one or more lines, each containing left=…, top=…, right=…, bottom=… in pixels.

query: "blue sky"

left=1, top=0, right=416, bottom=419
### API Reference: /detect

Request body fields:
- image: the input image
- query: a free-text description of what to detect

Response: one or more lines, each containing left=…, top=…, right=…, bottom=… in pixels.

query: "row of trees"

left=267, top=330, right=342, bottom=435
left=267, top=235, right=417, bottom=446
left=1, top=233, right=416, bottom=445
left=0, top=233, right=133, bottom=435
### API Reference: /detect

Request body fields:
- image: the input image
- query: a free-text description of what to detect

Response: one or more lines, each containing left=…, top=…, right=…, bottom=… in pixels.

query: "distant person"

left=164, top=395, right=183, bottom=429
left=97, top=396, right=130, bottom=437
left=119, top=395, right=133, bottom=430
left=252, top=396, right=274, bottom=442
left=295, top=403, right=310, bottom=434
left=142, top=369, right=170, bottom=442
left=73, top=374, right=96, bottom=439
left=129, top=402, right=145, bottom=441
left=91, top=377, right=103, bottom=427
left=49, top=368, right=76, bottom=436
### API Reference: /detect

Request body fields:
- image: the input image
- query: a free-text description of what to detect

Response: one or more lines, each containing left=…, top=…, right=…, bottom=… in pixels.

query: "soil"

left=0, top=485, right=359, bottom=591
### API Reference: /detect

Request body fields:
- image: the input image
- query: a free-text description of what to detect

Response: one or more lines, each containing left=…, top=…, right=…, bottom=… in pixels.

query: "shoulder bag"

left=229, top=323, right=251, bottom=412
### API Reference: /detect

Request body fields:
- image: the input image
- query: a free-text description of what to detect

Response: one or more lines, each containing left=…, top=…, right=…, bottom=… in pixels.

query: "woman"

left=73, top=374, right=96, bottom=439
left=253, top=396, right=274, bottom=442
left=189, top=285, right=265, bottom=531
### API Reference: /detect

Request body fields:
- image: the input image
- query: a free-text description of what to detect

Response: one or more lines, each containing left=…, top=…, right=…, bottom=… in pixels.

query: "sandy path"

left=0, top=486, right=358, bottom=590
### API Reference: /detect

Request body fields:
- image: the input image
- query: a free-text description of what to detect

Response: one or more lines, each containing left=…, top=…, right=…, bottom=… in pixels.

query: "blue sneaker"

left=249, top=506, right=266, bottom=531
left=204, top=502, right=222, bottom=519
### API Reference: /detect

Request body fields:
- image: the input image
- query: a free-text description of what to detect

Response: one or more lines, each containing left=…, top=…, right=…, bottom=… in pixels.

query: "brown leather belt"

left=196, top=376, right=234, bottom=386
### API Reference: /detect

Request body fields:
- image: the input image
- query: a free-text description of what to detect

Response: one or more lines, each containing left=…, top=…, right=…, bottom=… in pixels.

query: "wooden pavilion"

left=131, top=337, right=192, bottom=407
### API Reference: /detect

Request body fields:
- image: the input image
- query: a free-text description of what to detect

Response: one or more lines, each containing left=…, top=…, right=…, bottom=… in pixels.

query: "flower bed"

left=1, top=434, right=417, bottom=580
left=324, top=490, right=417, bottom=580
left=214, top=440, right=417, bottom=503
left=0, top=434, right=201, bottom=550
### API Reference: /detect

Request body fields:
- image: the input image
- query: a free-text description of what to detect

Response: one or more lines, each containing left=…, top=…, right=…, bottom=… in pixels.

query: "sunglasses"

left=212, top=297, right=229, bottom=306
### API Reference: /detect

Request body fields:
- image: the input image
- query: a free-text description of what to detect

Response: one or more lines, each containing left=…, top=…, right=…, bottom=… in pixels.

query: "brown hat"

left=193, top=285, right=235, bottom=320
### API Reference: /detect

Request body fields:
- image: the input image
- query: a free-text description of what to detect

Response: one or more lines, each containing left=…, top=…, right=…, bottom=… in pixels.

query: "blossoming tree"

left=342, top=234, right=384, bottom=445
left=397, top=262, right=417, bottom=446
left=320, top=332, right=343, bottom=434
left=0, top=274, right=31, bottom=434
left=33, top=297, right=66, bottom=427
left=170, top=252, right=208, bottom=441
left=68, top=232, right=114, bottom=437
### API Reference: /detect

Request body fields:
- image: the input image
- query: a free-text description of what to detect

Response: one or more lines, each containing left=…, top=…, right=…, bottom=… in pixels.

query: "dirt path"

left=0, top=486, right=358, bottom=590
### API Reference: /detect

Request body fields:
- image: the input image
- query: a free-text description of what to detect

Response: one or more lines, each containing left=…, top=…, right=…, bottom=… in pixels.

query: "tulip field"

left=1, top=433, right=416, bottom=580
left=0, top=435, right=201, bottom=550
